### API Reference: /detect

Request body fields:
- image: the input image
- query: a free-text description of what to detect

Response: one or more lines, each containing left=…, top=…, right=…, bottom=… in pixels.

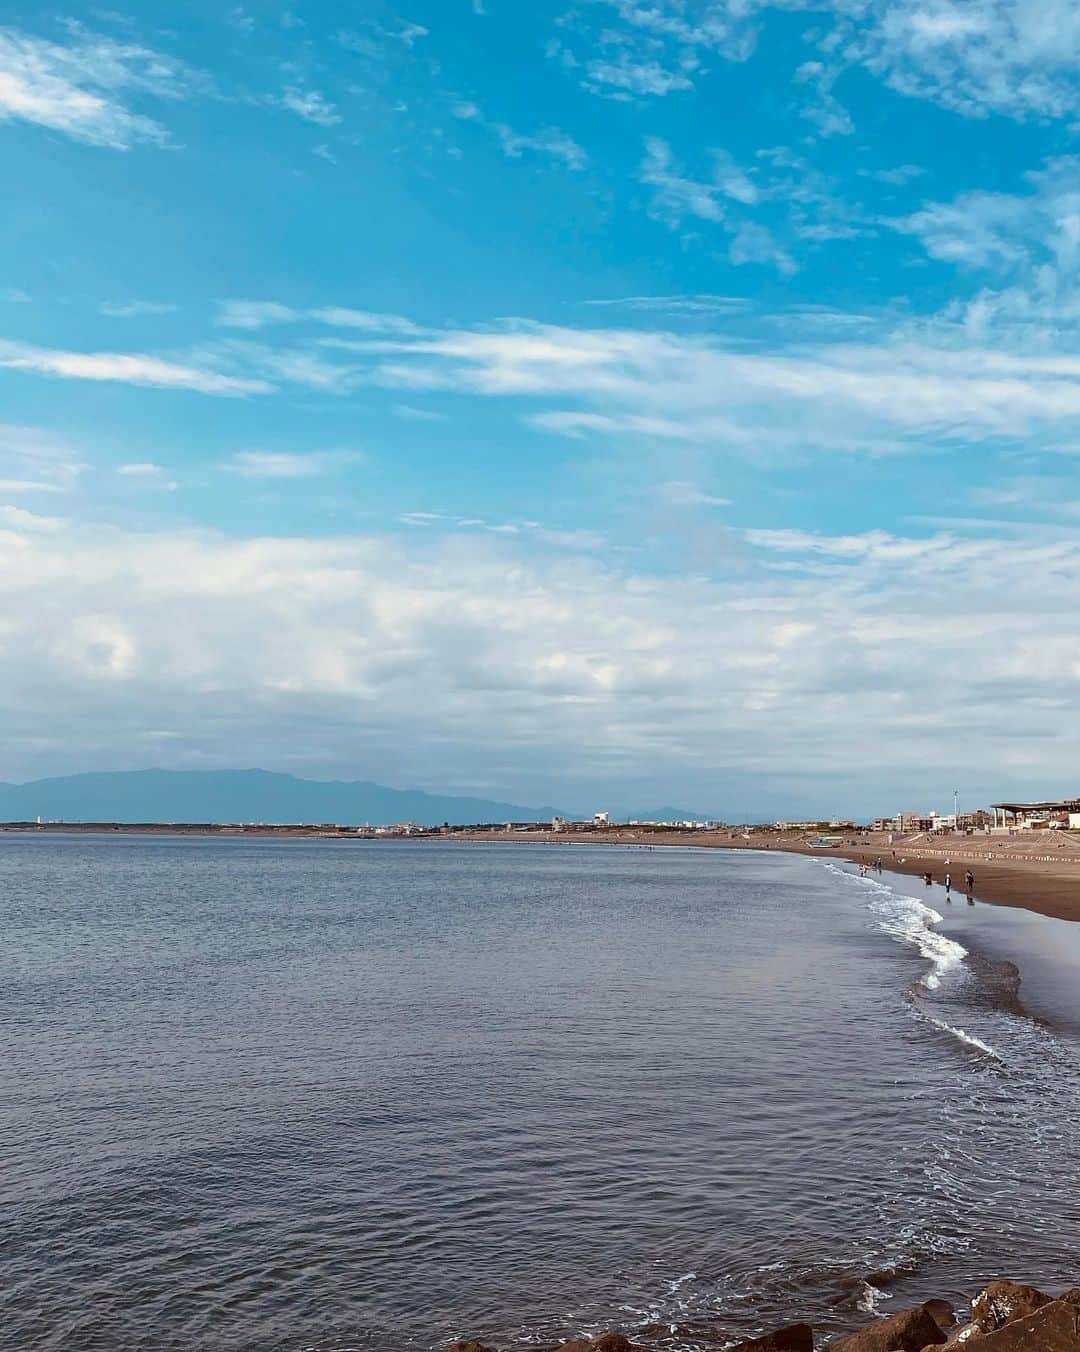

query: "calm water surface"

left=3, top=836, right=1080, bottom=1351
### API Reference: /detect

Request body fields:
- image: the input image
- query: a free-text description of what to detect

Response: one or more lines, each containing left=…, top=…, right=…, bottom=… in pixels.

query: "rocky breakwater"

left=444, top=1280, right=1080, bottom=1352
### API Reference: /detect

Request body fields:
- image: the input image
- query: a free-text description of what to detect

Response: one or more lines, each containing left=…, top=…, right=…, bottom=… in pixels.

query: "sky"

left=2, top=0, right=1080, bottom=817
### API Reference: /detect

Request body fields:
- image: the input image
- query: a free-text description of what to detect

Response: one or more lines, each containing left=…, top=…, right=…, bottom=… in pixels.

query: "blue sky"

left=2, top=0, right=1080, bottom=816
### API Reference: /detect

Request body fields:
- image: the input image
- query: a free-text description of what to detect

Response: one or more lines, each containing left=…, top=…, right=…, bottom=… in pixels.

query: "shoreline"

left=452, top=828, right=1080, bottom=926
left=5, top=820, right=1080, bottom=926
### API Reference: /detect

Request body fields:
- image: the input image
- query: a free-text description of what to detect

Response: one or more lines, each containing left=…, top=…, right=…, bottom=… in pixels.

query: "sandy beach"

left=455, top=827, right=1080, bottom=924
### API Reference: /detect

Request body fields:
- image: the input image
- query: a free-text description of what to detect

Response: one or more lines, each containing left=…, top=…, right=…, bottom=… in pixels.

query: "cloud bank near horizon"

left=2, top=509, right=1078, bottom=810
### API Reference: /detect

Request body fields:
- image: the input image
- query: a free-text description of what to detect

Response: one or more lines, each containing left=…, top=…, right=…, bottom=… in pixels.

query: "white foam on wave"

left=855, top=1280, right=890, bottom=1315
left=821, top=863, right=1002, bottom=1060
left=824, top=864, right=968, bottom=992
left=921, top=1012, right=1001, bottom=1060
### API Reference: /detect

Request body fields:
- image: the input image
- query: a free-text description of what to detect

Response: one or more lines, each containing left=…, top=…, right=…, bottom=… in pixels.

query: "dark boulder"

left=923, top=1301, right=956, bottom=1332
left=970, top=1282, right=1052, bottom=1335
left=727, top=1322, right=814, bottom=1351
left=964, top=1300, right=1080, bottom=1350
left=833, top=1304, right=946, bottom=1352
left=441, top=1343, right=497, bottom=1352
left=557, top=1333, right=648, bottom=1352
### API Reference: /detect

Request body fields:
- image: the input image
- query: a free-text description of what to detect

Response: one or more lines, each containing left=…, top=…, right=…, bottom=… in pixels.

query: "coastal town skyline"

left=3, top=2, right=1080, bottom=807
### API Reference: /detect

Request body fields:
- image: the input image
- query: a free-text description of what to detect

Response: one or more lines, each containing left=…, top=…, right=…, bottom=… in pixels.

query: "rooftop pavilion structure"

left=990, top=800, right=1080, bottom=829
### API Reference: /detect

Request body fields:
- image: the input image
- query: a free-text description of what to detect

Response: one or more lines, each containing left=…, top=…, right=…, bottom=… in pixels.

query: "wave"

left=823, top=865, right=967, bottom=988
left=919, top=1012, right=1001, bottom=1060
left=821, top=863, right=1000, bottom=1059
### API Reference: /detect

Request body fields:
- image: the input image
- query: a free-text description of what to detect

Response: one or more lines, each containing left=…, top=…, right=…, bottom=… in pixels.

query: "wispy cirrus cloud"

left=0, top=339, right=269, bottom=395
left=551, top=1, right=1080, bottom=124
left=0, top=24, right=198, bottom=148
left=361, top=317, right=1080, bottom=457
left=493, top=121, right=587, bottom=170
left=99, top=300, right=179, bottom=318
left=638, top=138, right=795, bottom=273
left=278, top=86, right=340, bottom=127
left=452, top=100, right=587, bottom=170
left=216, top=299, right=424, bottom=334
left=224, top=448, right=364, bottom=478
left=0, top=424, right=86, bottom=494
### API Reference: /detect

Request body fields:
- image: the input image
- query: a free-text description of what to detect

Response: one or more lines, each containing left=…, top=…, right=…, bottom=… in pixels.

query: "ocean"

left=4, top=835, right=1080, bottom=1351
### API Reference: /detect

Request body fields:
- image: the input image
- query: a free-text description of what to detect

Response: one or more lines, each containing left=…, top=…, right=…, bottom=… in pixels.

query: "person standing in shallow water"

left=944, top=872, right=952, bottom=899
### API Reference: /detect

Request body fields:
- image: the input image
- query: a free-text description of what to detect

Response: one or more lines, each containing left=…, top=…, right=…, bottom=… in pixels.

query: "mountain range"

left=0, top=769, right=717, bottom=827
left=0, top=769, right=565, bottom=827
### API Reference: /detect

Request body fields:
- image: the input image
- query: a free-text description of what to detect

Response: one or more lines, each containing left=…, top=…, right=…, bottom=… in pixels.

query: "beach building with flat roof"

left=990, top=799, right=1080, bottom=829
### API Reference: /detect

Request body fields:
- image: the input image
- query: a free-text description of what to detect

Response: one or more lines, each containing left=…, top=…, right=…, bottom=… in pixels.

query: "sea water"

left=3, top=836, right=1080, bottom=1351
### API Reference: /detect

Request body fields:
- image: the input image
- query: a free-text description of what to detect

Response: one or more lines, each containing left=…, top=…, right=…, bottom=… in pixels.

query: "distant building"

left=990, top=799, right=1080, bottom=830
left=593, top=811, right=610, bottom=826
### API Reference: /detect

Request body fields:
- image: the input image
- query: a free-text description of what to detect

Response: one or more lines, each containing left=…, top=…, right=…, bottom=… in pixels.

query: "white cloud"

left=0, top=25, right=195, bottom=148
left=729, top=220, right=795, bottom=275
left=0, top=424, right=85, bottom=494
left=553, top=1, right=1080, bottom=124
left=847, top=0, right=1080, bottom=121
left=279, top=87, right=340, bottom=127
left=0, top=504, right=65, bottom=531
left=657, top=480, right=732, bottom=508
left=893, top=191, right=1036, bottom=269
left=217, top=300, right=299, bottom=329
left=892, top=156, right=1080, bottom=345
left=115, top=461, right=177, bottom=489
left=99, top=300, right=179, bottom=318
left=584, top=53, right=697, bottom=97
left=553, top=1, right=766, bottom=101
left=228, top=451, right=324, bottom=479
left=640, top=137, right=730, bottom=225
left=494, top=122, right=587, bottom=170
left=217, top=300, right=423, bottom=335
left=453, top=98, right=587, bottom=170
left=224, top=449, right=363, bottom=478
left=584, top=294, right=751, bottom=315
left=794, top=59, right=854, bottom=136
left=309, top=307, right=424, bottom=335
left=0, top=339, right=270, bottom=395
left=362, top=316, right=1080, bottom=455
left=637, top=138, right=801, bottom=271
left=4, top=512, right=1080, bottom=798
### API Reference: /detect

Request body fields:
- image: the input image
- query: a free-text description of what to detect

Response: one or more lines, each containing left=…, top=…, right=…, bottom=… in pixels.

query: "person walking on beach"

left=944, top=872, right=952, bottom=898
left=964, top=870, right=974, bottom=893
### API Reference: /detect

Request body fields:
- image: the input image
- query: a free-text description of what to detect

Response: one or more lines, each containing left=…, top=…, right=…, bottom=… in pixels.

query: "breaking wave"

left=821, top=863, right=1000, bottom=1059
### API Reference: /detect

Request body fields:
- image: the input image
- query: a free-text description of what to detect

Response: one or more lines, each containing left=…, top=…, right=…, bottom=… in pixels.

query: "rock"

left=923, top=1302, right=957, bottom=1332
left=727, top=1323, right=814, bottom=1351
left=963, top=1300, right=1080, bottom=1350
left=442, top=1343, right=497, bottom=1352
left=557, top=1334, right=647, bottom=1352
left=1060, top=1290, right=1080, bottom=1308
left=970, top=1282, right=1052, bottom=1335
left=834, top=1305, right=947, bottom=1352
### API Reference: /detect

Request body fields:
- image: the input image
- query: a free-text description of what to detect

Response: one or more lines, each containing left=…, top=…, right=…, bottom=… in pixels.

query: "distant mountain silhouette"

left=0, top=769, right=565, bottom=827
left=621, top=807, right=717, bottom=822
